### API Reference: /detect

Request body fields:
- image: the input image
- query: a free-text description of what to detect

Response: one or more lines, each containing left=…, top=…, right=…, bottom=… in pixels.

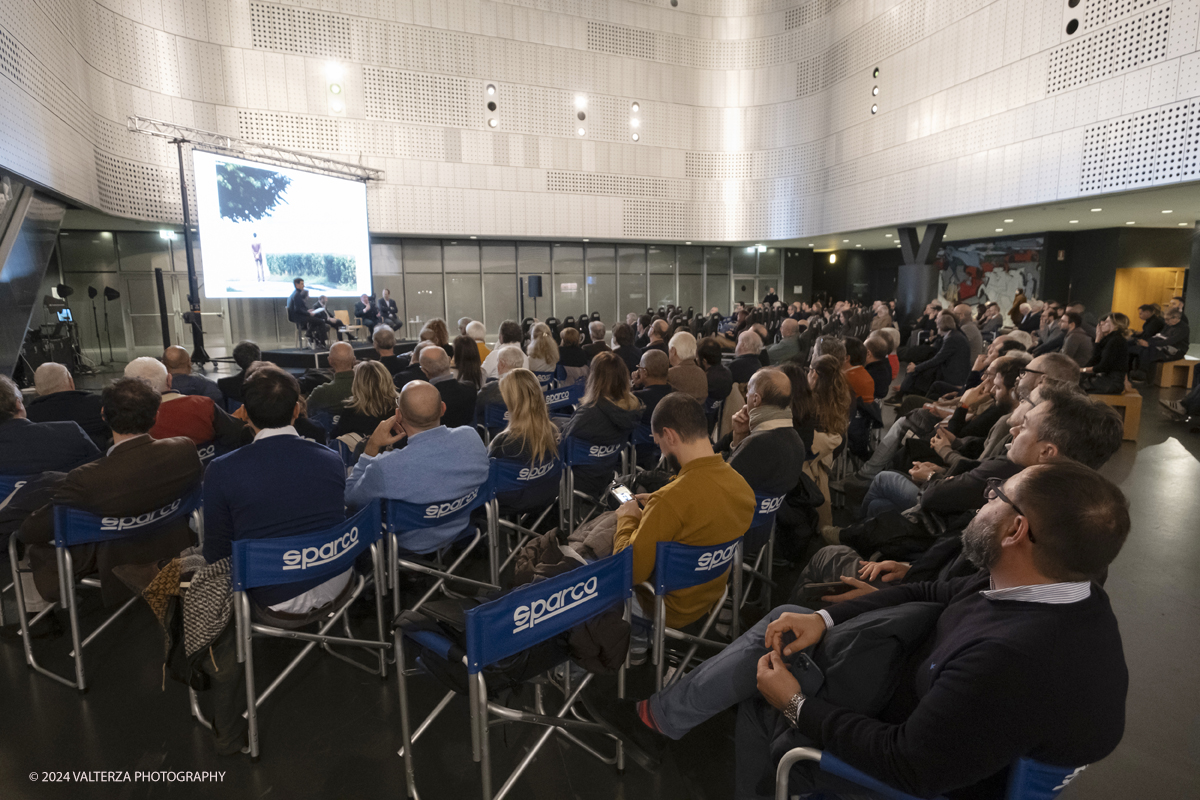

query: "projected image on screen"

left=193, top=151, right=372, bottom=299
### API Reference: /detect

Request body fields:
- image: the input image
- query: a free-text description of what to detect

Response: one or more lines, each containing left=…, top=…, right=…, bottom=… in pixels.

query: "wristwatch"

left=784, top=691, right=806, bottom=728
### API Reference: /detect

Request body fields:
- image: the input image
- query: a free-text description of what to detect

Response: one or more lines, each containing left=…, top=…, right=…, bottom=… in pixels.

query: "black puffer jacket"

left=559, top=399, right=643, bottom=495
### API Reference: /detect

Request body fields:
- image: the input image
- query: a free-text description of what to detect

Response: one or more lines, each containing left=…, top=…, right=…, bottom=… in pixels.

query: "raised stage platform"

left=262, top=339, right=415, bottom=370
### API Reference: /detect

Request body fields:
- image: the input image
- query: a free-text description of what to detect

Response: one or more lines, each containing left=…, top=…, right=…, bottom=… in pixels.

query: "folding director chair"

left=532, top=370, right=558, bottom=390
left=559, top=435, right=628, bottom=536
left=0, top=472, right=33, bottom=626
left=775, top=748, right=1087, bottom=800
left=395, top=548, right=635, bottom=800
left=384, top=480, right=498, bottom=619
left=230, top=500, right=390, bottom=759
left=478, top=403, right=510, bottom=444
left=642, top=537, right=744, bottom=691
left=487, top=456, right=563, bottom=577
left=8, top=484, right=202, bottom=691
left=740, top=492, right=786, bottom=610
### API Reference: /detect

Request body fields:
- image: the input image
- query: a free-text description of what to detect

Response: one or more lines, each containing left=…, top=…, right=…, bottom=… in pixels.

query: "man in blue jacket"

left=887, top=312, right=970, bottom=404
left=346, top=380, right=489, bottom=554
left=0, top=375, right=99, bottom=475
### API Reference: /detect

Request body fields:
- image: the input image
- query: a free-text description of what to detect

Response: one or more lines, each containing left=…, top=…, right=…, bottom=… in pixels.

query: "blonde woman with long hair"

left=527, top=322, right=560, bottom=373
left=332, top=360, right=399, bottom=436
left=489, top=368, right=560, bottom=464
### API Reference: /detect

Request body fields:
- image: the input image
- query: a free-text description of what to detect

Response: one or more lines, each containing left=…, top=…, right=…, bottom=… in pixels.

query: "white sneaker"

left=628, top=640, right=648, bottom=666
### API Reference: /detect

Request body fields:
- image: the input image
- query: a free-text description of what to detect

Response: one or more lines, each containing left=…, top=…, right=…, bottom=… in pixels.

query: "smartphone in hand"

left=610, top=484, right=636, bottom=505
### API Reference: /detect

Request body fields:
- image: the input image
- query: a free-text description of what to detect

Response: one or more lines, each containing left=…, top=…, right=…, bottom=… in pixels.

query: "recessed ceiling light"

left=1091, top=208, right=1102, bottom=212
left=631, top=133, right=639, bottom=141
left=583, top=238, right=589, bottom=242
left=1004, top=219, right=1014, bottom=223
left=487, top=84, right=496, bottom=95
left=872, top=86, right=879, bottom=96
left=470, top=235, right=476, bottom=239
left=488, top=118, right=498, bottom=127
left=1179, top=222, right=1190, bottom=227
left=995, top=228, right=1003, bottom=232
left=885, top=233, right=893, bottom=237
left=1162, top=210, right=1173, bottom=214
left=855, top=244, right=862, bottom=247
left=843, top=239, right=849, bottom=242
left=631, top=118, right=640, bottom=128
left=1126, top=221, right=1135, bottom=225
left=1069, top=220, right=1079, bottom=224
left=631, top=102, right=640, bottom=112
left=577, top=127, right=586, bottom=136
left=685, top=241, right=691, bottom=244
left=575, top=95, right=587, bottom=109
left=871, top=104, right=878, bottom=114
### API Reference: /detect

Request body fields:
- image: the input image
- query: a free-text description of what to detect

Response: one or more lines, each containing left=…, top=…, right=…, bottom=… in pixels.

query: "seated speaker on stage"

left=286, top=277, right=325, bottom=348
left=25, top=363, right=110, bottom=449
left=378, top=288, right=400, bottom=329
left=313, top=294, right=352, bottom=342
left=355, top=293, right=379, bottom=333
left=124, top=357, right=245, bottom=449
left=162, top=345, right=223, bottom=404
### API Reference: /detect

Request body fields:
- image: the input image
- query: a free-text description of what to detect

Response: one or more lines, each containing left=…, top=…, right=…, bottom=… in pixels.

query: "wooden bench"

left=1095, top=389, right=1142, bottom=441
left=1155, top=356, right=1200, bottom=389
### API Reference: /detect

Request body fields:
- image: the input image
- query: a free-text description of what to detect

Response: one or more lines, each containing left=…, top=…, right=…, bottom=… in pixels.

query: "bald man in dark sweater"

left=587, top=463, right=1130, bottom=799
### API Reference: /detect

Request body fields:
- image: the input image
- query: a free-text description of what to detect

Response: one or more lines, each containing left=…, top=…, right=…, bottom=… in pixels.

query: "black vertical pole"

left=175, top=140, right=209, bottom=366
left=154, top=267, right=172, bottom=350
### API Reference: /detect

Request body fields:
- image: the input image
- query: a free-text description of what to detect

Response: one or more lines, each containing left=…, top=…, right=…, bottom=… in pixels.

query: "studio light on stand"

left=87, top=286, right=105, bottom=365
left=103, top=286, right=120, bottom=363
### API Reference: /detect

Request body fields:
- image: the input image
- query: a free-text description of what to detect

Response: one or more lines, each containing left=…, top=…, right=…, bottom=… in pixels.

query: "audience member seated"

left=453, top=333, right=486, bottom=390
left=725, top=368, right=806, bottom=499
left=1059, top=311, right=1095, bottom=367
left=200, top=365, right=349, bottom=755
left=475, top=345, right=526, bottom=426
left=355, top=293, right=379, bottom=333
left=557, top=327, right=591, bottom=386
left=583, top=320, right=611, bottom=360
left=953, top=303, right=984, bottom=362
left=418, top=318, right=454, bottom=357
left=308, top=342, right=358, bottom=416
left=0, top=375, right=100, bottom=475
left=482, top=320, right=528, bottom=379
left=466, top=320, right=491, bottom=362
left=863, top=334, right=893, bottom=399
left=634, top=314, right=653, bottom=348
left=216, top=340, right=261, bottom=404
left=1016, top=301, right=1041, bottom=333
left=632, top=350, right=673, bottom=467
left=25, top=363, right=110, bottom=448
left=979, top=302, right=1003, bottom=334
left=666, top=331, right=708, bottom=401
left=729, top=330, right=764, bottom=384
left=527, top=322, right=561, bottom=373
left=698, top=337, right=734, bottom=405
left=345, top=380, right=489, bottom=551
left=371, top=326, right=405, bottom=376
left=1082, top=313, right=1132, bottom=395
left=592, top=461, right=1130, bottom=800
left=125, top=357, right=244, bottom=448
left=829, top=337, right=871, bottom=403
left=420, top=346, right=476, bottom=429
left=1133, top=303, right=1164, bottom=339
left=766, top=318, right=801, bottom=364
left=611, top=323, right=642, bottom=374
left=488, top=368, right=561, bottom=463
left=887, top=313, right=970, bottom=404
left=163, top=345, right=223, bottom=404
left=644, top=319, right=670, bottom=354
left=559, top=351, right=644, bottom=495
left=391, top=341, right=434, bottom=391
left=612, top=393, right=755, bottom=653
left=19, top=377, right=202, bottom=605
left=925, top=356, right=1024, bottom=466
left=1130, top=308, right=1189, bottom=380
left=331, top=361, right=399, bottom=437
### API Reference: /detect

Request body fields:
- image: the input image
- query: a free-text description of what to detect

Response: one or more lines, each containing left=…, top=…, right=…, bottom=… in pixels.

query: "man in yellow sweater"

left=614, top=393, right=755, bottom=661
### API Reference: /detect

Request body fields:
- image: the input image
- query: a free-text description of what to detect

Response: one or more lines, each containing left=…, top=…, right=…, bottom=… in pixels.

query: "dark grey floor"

left=3, top=367, right=1198, bottom=799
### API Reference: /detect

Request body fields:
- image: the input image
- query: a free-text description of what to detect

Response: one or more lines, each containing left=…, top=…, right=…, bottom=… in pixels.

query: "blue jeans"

left=861, top=471, right=920, bottom=519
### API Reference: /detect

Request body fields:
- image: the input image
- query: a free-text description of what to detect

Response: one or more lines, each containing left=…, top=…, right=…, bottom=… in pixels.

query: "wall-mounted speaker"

left=528, top=275, right=543, bottom=298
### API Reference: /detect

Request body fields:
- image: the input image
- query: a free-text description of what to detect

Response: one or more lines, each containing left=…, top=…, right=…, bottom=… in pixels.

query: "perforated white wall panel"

left=0, top=0, right=1199, bottom=241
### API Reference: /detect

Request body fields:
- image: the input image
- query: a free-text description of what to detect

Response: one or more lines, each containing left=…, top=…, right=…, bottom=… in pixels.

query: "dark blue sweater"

left=202, top=433, right=347, bottom=605
left=800, top=572, right=1127, bottom=799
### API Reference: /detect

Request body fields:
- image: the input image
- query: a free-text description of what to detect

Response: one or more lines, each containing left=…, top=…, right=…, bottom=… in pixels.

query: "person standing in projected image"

left=251, top=233, right=264, bottom=281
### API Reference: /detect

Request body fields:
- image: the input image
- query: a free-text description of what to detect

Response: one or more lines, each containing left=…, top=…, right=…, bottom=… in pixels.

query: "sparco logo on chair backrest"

left=696, top=542, right=738, bottom=572
left=512, top=576, right=599, bottom=633
left=424, top=488, right=480, bottom=519
left=283, top=526, right=360, bottom=570
left=518, top=462, right=555, bottom=481
left=100, top=498, right=184, bottom=532
left=758, top=496, right=783, bottom=514
left=587, top=444, right=621, bottom=458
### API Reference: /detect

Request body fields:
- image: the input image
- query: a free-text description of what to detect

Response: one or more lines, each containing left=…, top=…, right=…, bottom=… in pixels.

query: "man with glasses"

left=589, top=460, right=1131, bottom=800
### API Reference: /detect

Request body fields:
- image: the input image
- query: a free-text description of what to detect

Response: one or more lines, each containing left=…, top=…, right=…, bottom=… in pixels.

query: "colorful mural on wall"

left=935, top=237, right=1043, bottom=314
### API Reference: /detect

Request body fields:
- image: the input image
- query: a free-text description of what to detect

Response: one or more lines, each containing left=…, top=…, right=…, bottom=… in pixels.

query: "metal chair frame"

left=559, top=436, right=628, bottom=537
left=0, top=473, right=34, bottom=627
left=8, top=485, right=202, bottom=691
left=230, top=500, right=391, bottom=760
left=486, top=457, right=563, bottom=578
left=395, top=549, right=635, bottom=800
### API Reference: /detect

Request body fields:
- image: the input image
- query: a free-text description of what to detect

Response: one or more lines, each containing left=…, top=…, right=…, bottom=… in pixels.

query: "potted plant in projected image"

left=216, top=161, right=358, bottom=293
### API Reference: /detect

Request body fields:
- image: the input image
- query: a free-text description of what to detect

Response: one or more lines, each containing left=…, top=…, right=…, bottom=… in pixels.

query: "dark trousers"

left=198, top=625, right=247, bottom=755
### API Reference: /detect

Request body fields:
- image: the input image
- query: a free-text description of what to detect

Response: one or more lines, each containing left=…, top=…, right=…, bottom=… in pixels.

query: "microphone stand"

left=90, top=294, right=105, bottom=365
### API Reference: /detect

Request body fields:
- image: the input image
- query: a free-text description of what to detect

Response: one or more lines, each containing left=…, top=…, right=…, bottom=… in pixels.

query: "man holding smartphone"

left=611, top=393, right=755, bottom=659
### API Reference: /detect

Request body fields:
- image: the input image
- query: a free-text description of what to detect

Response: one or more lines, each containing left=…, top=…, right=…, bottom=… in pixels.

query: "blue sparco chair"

left=543, top=381, right=585, bottom=413
left=559, top=435, right=628, bottom=536
left=8, top=484, right=202, bottom=690
left=775, top=748, right=1088, bottom=800
left=642, top=538, right=744, bottom=691
left=487, top=456, right=563, bottom=577
left=741, top=492, right=786, bottom=610
left=395, top=548, right=635, bottom=800
left=0, top=473, right=35, bottom=626
left=230, top=500, right=390, bottom=759
left=384, top=480, right=497, bottom=619
left=478, top=403, right=510, bottom=444
left=532, top=370, right=558, bottom=390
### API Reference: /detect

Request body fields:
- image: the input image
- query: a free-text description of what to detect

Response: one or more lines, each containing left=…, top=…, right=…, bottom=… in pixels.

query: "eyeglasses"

left=1018, top=367, right=1045, bottom=378
left=985, top=478, right=1036, bottom=543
